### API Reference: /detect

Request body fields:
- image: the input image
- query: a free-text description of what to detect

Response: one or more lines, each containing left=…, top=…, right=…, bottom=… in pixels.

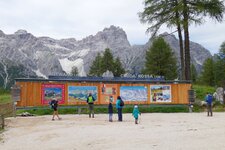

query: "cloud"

left=0, top=0, right=224, bottom=55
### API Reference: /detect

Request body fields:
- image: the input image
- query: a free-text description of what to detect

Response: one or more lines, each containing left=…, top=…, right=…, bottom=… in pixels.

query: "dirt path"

left=1, top=113, right=225, bottom=150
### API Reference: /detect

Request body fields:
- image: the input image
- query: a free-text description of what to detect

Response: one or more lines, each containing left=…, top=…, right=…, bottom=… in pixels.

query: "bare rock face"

left=214, top=87, right=225, bottom=104
left=102, top=70, right=114, bottom=78
left=160, top=33, right=212, bottom=73
left=0, top=26, right=212, bottom=78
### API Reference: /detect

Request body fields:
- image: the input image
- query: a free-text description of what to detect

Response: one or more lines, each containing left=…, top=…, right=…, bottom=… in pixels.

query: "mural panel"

left=120, top=86, right=147, bottom=101
left=150, top=85, right=171, bottom=102
left=41, top=84, right=65, bottom=104
left=101, top=84, right=117, bottom=103
left=68, top=86, right=97, bottom=102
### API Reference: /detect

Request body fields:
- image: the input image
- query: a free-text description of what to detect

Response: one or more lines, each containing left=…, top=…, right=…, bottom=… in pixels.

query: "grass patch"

left=17, top=108, right=52, bottom=116
left=16, top=105, right=189, bottom=116
left=0, top=94, right=11, bottom=104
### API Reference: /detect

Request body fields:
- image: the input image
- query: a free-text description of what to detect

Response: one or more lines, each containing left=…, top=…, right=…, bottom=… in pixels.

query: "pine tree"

left=88, top=49, right=125, bottom=77
left=102, top=48, right=114, bottom=73
left=191, top=64, right=197, bottom=83
left=139, top=0, right=225, bottom=80
left=214, top=58, right=225, bottom=86
left=70, top=66, right=79, bottom=76
left=200, top=58, right=215, bottom=86
left=113, top=57, right=125, bottom=77
left=219, top=41, right=225, bottom=56
left=214, top=42, right=225, bottom=86
left=88, top=53, right=103, bottom=76
left=142, top=37, right=178, bottom=80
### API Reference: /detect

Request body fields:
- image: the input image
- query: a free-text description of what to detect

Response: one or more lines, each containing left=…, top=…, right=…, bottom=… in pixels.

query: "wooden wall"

left=16, top=81, right=191, bottom=107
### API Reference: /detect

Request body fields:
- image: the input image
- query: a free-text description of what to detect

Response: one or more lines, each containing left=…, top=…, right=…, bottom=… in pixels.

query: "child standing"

left=132, top=105, right=141, bottom=124
left=108, top=97, right=113, bottom=122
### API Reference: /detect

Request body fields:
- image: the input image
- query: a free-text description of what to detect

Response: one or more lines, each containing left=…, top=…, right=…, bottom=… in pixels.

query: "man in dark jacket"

left=205, top=92, right=213, bottom=116
left=87, top=93, right=95, bottom=118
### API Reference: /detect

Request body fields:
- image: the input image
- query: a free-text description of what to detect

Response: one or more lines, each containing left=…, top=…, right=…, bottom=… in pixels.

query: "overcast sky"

left=0, top=0, right=224, bottom=54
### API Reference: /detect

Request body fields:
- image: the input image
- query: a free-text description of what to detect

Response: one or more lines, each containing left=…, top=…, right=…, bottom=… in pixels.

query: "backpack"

left=120, top=99, right=124, bottom=106
left=49, top=100, right=57, bottom=109
left=88, top=96, right=94, bottom=103
left=207, top=94, right=213, bottom=104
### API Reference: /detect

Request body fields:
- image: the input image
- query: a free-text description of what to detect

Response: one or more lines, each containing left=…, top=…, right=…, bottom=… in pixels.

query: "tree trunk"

left=177, top=26, right=185, bottom=80
left=174, top=0, right=185, bottom=80
left=183, top=0, right=191, bottom=80
left=173, top=0, right=185, bottom=80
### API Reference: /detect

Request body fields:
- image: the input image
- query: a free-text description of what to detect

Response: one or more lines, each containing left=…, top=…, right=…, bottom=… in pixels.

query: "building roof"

left=15, top=76, right=191, bottom=84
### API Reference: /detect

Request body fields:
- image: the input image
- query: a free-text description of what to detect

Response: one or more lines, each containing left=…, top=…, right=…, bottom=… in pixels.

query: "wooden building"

left=14, top=76, right=192, bottom=107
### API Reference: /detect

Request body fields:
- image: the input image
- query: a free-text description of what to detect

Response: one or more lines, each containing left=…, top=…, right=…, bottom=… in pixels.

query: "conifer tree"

left=200, top=58, right=215, bottom=86
left=88, top=53, right=103, bottom=76
left=70, top=66, right=79, bottom=76
left=191, top=64, right=197, bottom=83
left=113, top=57, right=125, bottom=77
left=102, top=48, right=114, bottom=73
left=143, top=37, right=178, bottom=80
left=219, top=41, right=225, bottom=55
left=140, top=0, right=225, bottom=80
left=214, top=41, right=225, bottom=86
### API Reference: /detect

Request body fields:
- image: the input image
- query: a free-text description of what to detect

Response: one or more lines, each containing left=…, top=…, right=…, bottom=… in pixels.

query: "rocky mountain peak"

left=101, top=25, right=128, bottom=40
left=103, top=25, right=125, bottom=34
left=95, top=25, right=130, bottom=47
left=160, top=32, right=177, bottom=40
left=14, top=29, right=28, bottom=35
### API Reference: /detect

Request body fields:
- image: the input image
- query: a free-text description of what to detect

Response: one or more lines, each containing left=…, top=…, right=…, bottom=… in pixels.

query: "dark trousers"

left=88, top=104, right=94, bottom=118
left=207, top=104, right=213, bottom=116
left=118, top=108, right=122, bottom=121
left=109, top=113, right=113, bottom=122
left=135, top=118, right=138, bottom=124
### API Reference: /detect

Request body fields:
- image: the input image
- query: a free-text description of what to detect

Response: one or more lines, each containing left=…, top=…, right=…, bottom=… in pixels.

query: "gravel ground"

left=1, top=112, right=225, bottom=150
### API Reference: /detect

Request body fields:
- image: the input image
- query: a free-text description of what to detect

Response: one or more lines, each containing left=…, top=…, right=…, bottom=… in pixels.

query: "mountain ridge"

left=0, top=25, right=211, bottom=78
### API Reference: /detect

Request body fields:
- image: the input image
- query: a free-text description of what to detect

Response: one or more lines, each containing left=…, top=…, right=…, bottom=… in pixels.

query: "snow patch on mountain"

left=194, top=57, right=203, bottom=66
left=76, top=49, right=90, bottom=57
left=34, top=69, right=47, bottom=78
left=59, top=58, right=86, bottom=76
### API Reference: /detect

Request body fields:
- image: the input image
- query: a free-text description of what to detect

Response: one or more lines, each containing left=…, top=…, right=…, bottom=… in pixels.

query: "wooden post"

left=78, top=106, right=81, bottom=115
left=13, top=102, right=17, bottom=118
left=0, top=115, right=4, bottom=129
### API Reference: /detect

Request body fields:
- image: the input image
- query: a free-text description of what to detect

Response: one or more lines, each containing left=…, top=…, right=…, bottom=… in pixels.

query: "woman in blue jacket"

left=116, top=96, right=123, bottom=121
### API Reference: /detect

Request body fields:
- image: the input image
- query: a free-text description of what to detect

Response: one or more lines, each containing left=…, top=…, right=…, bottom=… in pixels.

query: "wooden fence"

left=0, top=102, right=14, bottom=129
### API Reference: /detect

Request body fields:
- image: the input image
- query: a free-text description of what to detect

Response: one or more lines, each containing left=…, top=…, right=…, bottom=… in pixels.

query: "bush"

left=0, top=88, right=10, bottom=95
left=16, top=105, right=189, bottom=116
left=192, top=84, right=215, bottom=100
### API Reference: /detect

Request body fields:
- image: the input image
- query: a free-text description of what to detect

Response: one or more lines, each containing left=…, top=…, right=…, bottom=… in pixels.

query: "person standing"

left=50, top=98, right=61, bottom=121
left=87, top=93, right=95, bottom=118
left=116, top=96, right=124, bottom=121
left=205, top=92, right=213, bottom=116
left=132, top=104, right=141, bottom=124
left=108, top=98, right=113, bottom=122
